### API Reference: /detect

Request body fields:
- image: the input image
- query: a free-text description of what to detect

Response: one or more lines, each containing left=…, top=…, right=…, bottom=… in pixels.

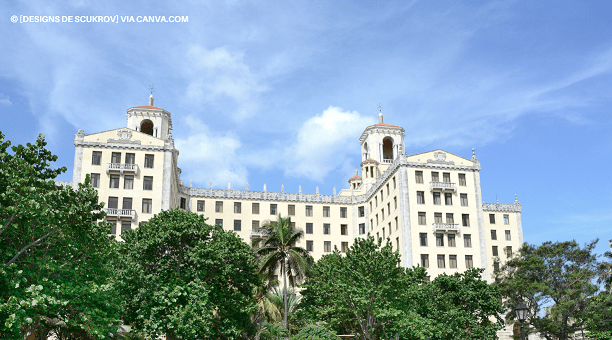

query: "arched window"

left=382, top=137, right=394, bottom=161
left=140, top=119, right=154, bottom=136
left=363, top=142, right=369, bottom=159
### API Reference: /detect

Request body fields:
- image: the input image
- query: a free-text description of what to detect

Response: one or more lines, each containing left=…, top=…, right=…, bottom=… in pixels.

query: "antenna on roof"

left=377, top=103, right=383, bottom=113
left=148, top=84, right=156, bottom=95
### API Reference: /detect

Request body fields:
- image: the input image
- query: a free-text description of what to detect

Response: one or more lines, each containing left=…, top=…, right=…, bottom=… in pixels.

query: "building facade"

left=67, top=95, right=523, bottom=285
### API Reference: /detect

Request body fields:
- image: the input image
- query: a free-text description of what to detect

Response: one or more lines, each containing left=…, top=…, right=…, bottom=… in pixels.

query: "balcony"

left=250, top=230, right=270, bottom=238
left=432, top=222, right=460, bottom=234
left=104, top=208, right=136, bottom=219
left=429, top=181, right=456, bottom=192
left=106, top=163, right=139, bottom=175
left=382, top=158, right=393, bottom=164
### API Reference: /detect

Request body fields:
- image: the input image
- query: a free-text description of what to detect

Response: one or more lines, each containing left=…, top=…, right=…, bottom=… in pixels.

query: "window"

left=393, top=176, right=396, bottom=189
left=492, top=246, right=498, bottom=256
left=306, top=223, right=313, bottom=234
left=493, top=261, right=500, bottom=272
left=434, top=213, right=443, bottom=223
left=341, top=242, right=349, bottom=253
left=464, top=234, right=472, bottom=247
left=215, top=219, right=223, bottom=227
left=91, top=173, right=100, bottom=188
left=387, top=203, right=390, bottom=215
left=121, top=221, right=131, bottom=235
left=370, top=202, right=372, bottom=211
left=446, top=213, right=454, bottom=224
left=489, top=214, right=495, bottom=224
left=491, top=230, right=497, bottom=240
left=124, top=175, right=134, bottom=189
left=324, top=241, right=331, bottom=253
left=436, top=233, right=444, bottom=246
left=306, top=205, right=313, bottom=217
left=111, top=152, right=121, bottom=163
left=234, top=220, right=241, bottom=231
left=375, top=197, right=378, bottom=207
left=125, top=153, right=135, bottom=165
left=340, top=207, right=347, bottom=218
left=144, top=154, right=154, bottom=168
left=323, top=224, right=330, bottom=235
left=381, top=208, right=384, bottom=220
left=448, top=234, right=456, bottom=247
left=443, top=173, right=450, bottom=183
left=394, top=197, right=397, bottom=209
left=180, top=198, right=186, bottom=209
left=341, top=224, right=348, bottom=235
left=270, top=204, right=277, bottom=215
left=252, top=203, right=259, bottom=214
left=433, top=192, right=441, bottom=205
left=291, top=221, right=296, bottom=229
left=415, top=171, right=423, bottom=183
left=376, top=214, right=379, bottom=226
left=215, top=201, right=223, bottom=213
left=359, top=223, right=365, bottom=235
left=197, top=200, right=204, bottom=212
left=418, top=212, right=426, bottom=225
left=437, top=255, right=445, bottom=268
left=458, top=173, right=466, bottom=186
left=465, top=255, right=473, bottom=268
left=505, top=230, right=511, bottom=241
left=122, top=197, right=132, bottom=210
left=110, top=220, right=117, bottom=235
left=421, top=254, right=429, bottom=268
left=420, top=233, right=428, bottom=246
left=252, top=220, right=259, bottom=231
left=323, top=206, right=330, bottom=217
left=460, top=194, right=468, bottom=206
left=445, top=193, right=452, bottom=205
left=307, top=240, right=313, bottom=252
left=109, top=174, right=120, bottom=188
left=396, top=237, right=399, bottom=251
left=462, top=214, right=470, bottom=227
left=108, top=197, right=118, bottom=209
left=143, top=176, right=153, bottom=190
left=504, top=214, right=510, bottom=225
left=395, top=217, right=398, bottom=230
left=417, top=191, right=425, bottom=204
left=288, top=205, right=295, bottom=216
left=382, top=229, right=385, bottom=239
left=386, top=183, right=390, bottom=196
left=449, top=255, right=457, bottom=268
left=234, top=202, right=241, bottom=214
left=506, top=246, right=513, bottom=258
left=358, top=206, right=365, bottom=217
left=92, top=151, right=102, bottom=165
left=388, top=222, right=392, bottom=236
left=431, top=172, right=439, bottom=182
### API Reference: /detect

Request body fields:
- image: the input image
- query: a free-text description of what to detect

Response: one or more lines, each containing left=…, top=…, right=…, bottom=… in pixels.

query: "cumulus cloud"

left=284, top=106, right=376, bottom=181
left=0, top=94, right=11, bottom=106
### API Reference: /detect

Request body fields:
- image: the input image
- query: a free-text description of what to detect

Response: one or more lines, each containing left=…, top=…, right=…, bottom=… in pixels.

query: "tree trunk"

left=283, top=258, right=288, bottom=329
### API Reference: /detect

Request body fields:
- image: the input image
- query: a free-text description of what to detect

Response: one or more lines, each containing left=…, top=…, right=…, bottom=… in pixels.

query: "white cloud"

left=0, top=94, right=11, bottom=106
left=284, top=106, right=376, bottom=181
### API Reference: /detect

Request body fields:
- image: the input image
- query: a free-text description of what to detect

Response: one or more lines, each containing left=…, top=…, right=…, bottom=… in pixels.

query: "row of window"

left=415, top=171, right=467, bottom=186
left=416, top=192, right=469, bottom=206
left=489, top=214, right=510, bottom=225
left=91, top=173, right=154, bottom=190
left=369, top=196, right=397, bottom=214
left=490, top=230, right=512, bottom=241
left=492, top=245, right=513, bottom=258
left=421, top=233, right=473, bottom=247
left=92, top=151, right=155, bottom=168
left=306, top=241, right=350, bottom=253
left=418, top=212, right=470, bottom=226
left=108, top=220, right=133, bottom=236
left=197, top=201, right=349, bottom=218
left=420, top=254, right=473, bottom=269
left=107, top=196, right=153, bottom=213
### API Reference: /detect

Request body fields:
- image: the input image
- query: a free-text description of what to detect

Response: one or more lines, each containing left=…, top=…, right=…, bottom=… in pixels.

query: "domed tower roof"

left=125, top=93, right=173, bottom=141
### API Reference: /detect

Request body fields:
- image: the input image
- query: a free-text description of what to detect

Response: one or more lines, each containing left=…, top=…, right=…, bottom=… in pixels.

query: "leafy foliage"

left=584, top=293, right=612, bottom=340
left=291, top=324, right=337, bottom=340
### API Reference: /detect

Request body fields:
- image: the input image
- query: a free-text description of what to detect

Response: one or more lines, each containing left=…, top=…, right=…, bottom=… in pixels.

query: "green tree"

left=115, top=209, right=259, bottom=339
left=584, top=293, right=612, bottom=340
left=252, top=214, right=313, bottom=329
left=291, top=324, right=337, bottom=340
left=495, top=240, right=601, bottom=340
left=0, top=131, right=121, bottom=339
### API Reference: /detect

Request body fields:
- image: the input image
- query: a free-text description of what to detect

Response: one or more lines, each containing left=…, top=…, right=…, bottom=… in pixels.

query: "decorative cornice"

left=359, top=126, right=406, bottom=144
left=405, top=161, right=480, bottom=171
left=74, top=140, right=172, bottom=151
left=107, top=139, right=141, bottom=144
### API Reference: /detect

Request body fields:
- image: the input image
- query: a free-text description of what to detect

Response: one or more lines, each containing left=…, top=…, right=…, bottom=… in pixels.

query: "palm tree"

left=252, top=214, right=313, bottom=329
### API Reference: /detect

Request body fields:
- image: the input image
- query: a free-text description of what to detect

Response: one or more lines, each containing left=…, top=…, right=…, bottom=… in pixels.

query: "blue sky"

left=1, top=0, right=611, bottom=256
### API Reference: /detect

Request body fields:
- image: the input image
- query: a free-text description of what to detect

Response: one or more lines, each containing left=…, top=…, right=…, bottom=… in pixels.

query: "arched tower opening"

left=140, top=119, right=154, bottom=136
left=382, top=137, right=394, bottom=161
left=363, top=142, right=369, bottom=160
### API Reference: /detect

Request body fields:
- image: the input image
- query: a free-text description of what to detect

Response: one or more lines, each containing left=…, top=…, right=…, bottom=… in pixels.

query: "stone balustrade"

left=104, top=208, right=136, bottom=219
left=429, top=181, right=457, bottom=192
left=106, top=163, right=139, bottom=175
left=432, top=222, right=460, bottom=234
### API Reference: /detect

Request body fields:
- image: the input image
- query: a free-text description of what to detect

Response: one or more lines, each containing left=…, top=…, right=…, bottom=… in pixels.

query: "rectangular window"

left=111, top=152, right=121, bottom=164
left=459, top=173, right=466, bottom=186
left=382, top=229, right=385, bottom=240
left=122, top=197, right=132, bottom=210
left=307, top=240, right=313, bottom=252
left=386, top=183, right=390, bottom=196
left=505, top=230, right=511, bottom=241
left=417, top=191, right=425, bottom=204
left=291, top=221, right=296, bottom=229
left=460, top=194, right=468, bottom=206
left=234, top=220, right=241, bottom=231
left=90, top=173, right=100, bottom=188
left=494, top=261, right=500, bottom=272
left=92, top=151, right=102, bottom=165
left=288, top=205, right=295, bottom=216
left=341, top=242, right=349, bottom=253
left=387, top=203, right=390, bottom=215
left=252, top=220, right=259, bottom=231
left=125, top=153, right=135, bottom=165
left=358, top=206, right=365, bottom=217
left=504, top=214, right=510, bottom=225
left=492, top=246, right=498, bottom=256
left=144, top=154, right=154, bottom=168
left=341, top=224, right=348, bottom=235
left=270, top=204, right=277, bottom=215
left=449, top=255, right=457, bottom=268
left=323, top=206, right=330, bottom=217
left=464, top=234, right=472, bottom=247
left=421, top=254, right=429, bottom=268
left=197, top=200, right=205, bottom=212
left=491, top=230, right=497, bottom=240
left=431, top=172, right=439, bottom=182
left=437, top=255, right=445, bottom=268
left=215, top=201, right=223, bottom=213
left=443, top=172, right=450, bottom=183
left=434, top=213, right=443, bottom=223
left=180, top=197, right=186, bottom=209
left=252, top=203, right=259, bottom=214
left=415, top=171, right=423, bottom=183
left=395, top=216, right=398, bottom=230
left=108, top=196, right=118, bottom=209
left=375, top=197, right=378, bottom=207
left=381, top=208, right=384, bottom=220
left=215, top=219, right=223, bottom=227
left=393, top=176, right=396, bottom=189
left=324, top=241, right=331, bottom=253
left=489, top=214, right=496, bottom=224
left=433, top=192, right=441, bottom=205
left=420, top=233, right=428, bottom=246
left=444, top=193, right=452, bottom=205
left=306, top=223, right=313, bottom=234
left=109, top=174, right=120, bottom=188
left=305, top=205, right=313, bottom=217
left=359, top=223, right=365, bottom=235
left=121, top=220, right=131, bottom=235
left=376, top=214, right=379, bottom=226
left=110, top=220, right=117, bottom=235
left=340, top=207, right=347, bottom=218
left=446, top=213, right=454, bottom=224
left=465, top=255, right=473, bottom=269
left=234, top=202, right=241, bottom=214
left=396, top=237, right=399, bottom=251
left=394, top=197, right=397, bottom=210
left=462, top=214, right=470, bottom=227
left=448, top=234, right=456, bottom=247
left=436, top=233, right=444, bottom=246
left=418, top=212, right=426, bottom=225
left=323, top=224, right=330, bottom=235
left=506, top=246, right=513, bottom=258
left=143, top=176, right=153, bottom=190
left=124, top=175, right=134, bottom=190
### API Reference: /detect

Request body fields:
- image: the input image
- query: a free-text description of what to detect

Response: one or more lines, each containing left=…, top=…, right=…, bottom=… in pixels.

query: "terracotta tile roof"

left=375, top=123, right=400, bottom=127
left=350, top=175, right=362, bottom=180
left=362, top=158, right=377, bottom=162
left=135, top=105, right=162, bottom=109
